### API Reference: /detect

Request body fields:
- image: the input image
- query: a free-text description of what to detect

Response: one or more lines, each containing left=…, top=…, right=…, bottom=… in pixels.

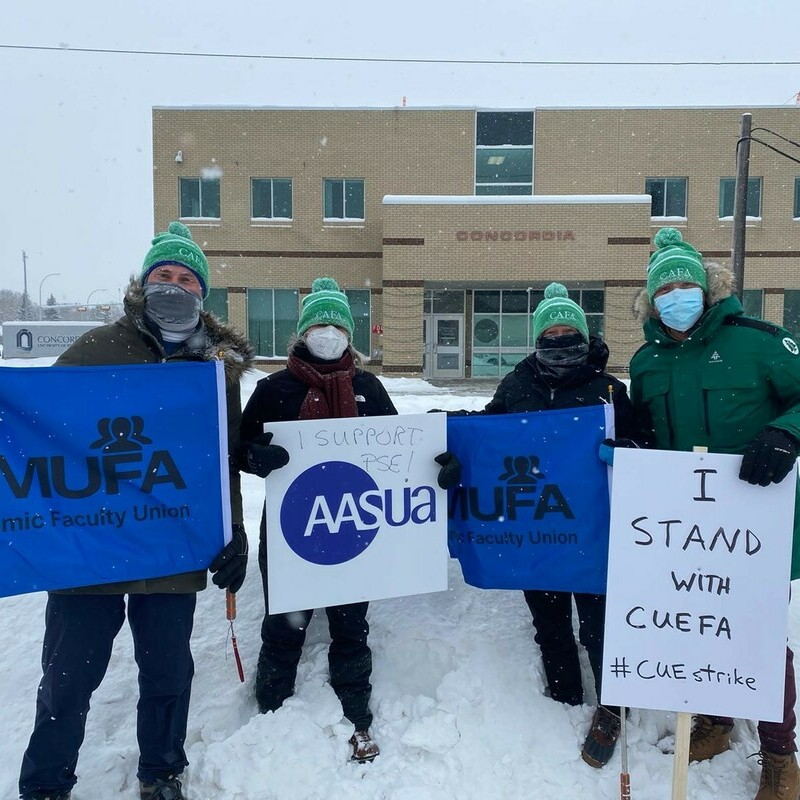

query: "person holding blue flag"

left=18, top=222, right=254, bottom=800
left=238, top=277, right=460, bottom=765
left=444, top=283, right=644, bottom=768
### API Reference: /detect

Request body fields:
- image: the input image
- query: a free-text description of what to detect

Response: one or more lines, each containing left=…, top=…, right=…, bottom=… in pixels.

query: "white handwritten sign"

left=263, top=413, right=448, bottom=613
left=602, top=449, right=796, bottom=722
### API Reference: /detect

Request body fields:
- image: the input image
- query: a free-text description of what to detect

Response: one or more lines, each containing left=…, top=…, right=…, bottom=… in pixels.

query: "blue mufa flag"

left=446, top=405, right=612, bottom=594
left=0, top=362, right=231, bottom=597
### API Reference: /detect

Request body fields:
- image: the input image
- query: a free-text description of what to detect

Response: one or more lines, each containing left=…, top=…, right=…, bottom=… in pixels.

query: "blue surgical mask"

left=654, top=287, right=705, bottom=332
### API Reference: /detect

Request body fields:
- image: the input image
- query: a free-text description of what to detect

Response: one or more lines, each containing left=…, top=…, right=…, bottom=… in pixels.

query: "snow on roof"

left=152, top=104, right=795, bottom=112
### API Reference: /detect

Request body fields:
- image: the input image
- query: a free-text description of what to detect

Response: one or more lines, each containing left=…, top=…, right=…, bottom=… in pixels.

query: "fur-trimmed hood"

left=123, top=278, right=255, bottom=384
left=632, top=261, right=736, bottom=324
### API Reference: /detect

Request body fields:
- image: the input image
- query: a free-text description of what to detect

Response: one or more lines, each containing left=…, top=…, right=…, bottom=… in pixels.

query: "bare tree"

left=0, top=289, right=24, bottom=324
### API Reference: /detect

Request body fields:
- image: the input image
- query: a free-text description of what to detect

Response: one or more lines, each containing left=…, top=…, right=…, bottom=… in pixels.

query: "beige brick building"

left=152, top=106, right=800, bottom=377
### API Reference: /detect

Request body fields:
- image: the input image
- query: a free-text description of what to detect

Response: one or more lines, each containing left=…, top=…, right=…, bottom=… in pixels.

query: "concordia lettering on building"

left=456, top=230, right=576, bottom=242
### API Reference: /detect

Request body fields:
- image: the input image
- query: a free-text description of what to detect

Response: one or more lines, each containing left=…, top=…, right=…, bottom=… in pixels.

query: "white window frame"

left=323, top=178, right=365, bottom=221
left=251, top=178, right=293, bottom=221
left=645, top=176, right=688, bottom=219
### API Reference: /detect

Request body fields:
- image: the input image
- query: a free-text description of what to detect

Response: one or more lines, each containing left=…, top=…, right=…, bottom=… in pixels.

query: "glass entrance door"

left=430, top=314, right=463, bottom=378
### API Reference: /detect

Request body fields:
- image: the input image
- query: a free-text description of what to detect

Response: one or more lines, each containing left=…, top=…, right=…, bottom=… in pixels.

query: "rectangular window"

left=205, top=288, right=228, bottom=322
left=247, top=289, right=299, bottom=357
left=324, top=179, right=364, bottom=220
left=645, top=177, right=688, bottom=218
left=344, top=289, right=371, bottom=355
left=719, top=177, right=762, bottom=219
left=179, top=177, right=220, bottom=219
left=471, top=288, right=604, bottom=378
left=475, top=111, right=533, bottom=196
left=785, top=291, right=800, bottom=336
left=794, top=178, right=800, bottom=219
left=475, top=149, right=533, bottom=189
left=742, top=289, right=764, bottom=319
left=477, top=112, right=533, bottom=146
left=252, top=178, right=292, bottom=219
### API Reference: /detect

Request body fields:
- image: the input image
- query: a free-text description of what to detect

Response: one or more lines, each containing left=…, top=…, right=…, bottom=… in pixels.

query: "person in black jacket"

left=239, top=277, right=459, bottom=764
left=472, top=283, right=643, bottom=768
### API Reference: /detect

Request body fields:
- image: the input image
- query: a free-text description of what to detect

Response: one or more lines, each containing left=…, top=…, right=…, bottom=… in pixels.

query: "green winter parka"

left=53, top=279, right=254, bottom=594
left=629, top=262, right=800, bottom=578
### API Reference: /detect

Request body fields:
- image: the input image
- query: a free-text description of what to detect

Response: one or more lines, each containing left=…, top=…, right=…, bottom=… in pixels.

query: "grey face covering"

left=143, top=283, right=202, bottom=337
left=534, top=333, right=590, bottom=380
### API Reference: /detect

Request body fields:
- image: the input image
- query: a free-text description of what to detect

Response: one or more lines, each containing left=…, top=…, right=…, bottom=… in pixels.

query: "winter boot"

left=349, top=729, right=380, bottom=763
left=23, top=793, right=71, bottom=800
left=140, top=776, right=185, bottom=800
left=581, top=706, right=621, bottom=768
left=689, top=714, right=734, bottom=762
left=755, top=751, right=800, bottom=800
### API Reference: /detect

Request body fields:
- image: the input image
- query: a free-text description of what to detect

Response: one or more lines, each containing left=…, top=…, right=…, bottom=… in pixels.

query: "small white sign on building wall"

left=602, top=449, right=795, bottom=722
left=263, top=412, right=448, bottom=614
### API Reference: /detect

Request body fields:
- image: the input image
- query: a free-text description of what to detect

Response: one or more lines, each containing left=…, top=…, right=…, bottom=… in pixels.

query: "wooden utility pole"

left=731, top=113, right=752, bottom=301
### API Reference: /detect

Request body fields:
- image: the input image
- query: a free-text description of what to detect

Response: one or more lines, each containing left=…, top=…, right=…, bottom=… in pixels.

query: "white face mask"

left=305, top=326, right=349, bottom=360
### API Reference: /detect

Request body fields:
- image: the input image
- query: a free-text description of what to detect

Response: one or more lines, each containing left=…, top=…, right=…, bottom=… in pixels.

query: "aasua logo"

left=280, top=461, right=437, bottom=566
left=449, top=454, right=573, bottom=521
left=0, top=415, right=186, bottom=499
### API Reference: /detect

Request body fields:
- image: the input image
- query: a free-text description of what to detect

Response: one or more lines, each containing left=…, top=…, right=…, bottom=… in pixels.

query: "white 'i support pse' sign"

left=601, top=448, right=796, bottom=722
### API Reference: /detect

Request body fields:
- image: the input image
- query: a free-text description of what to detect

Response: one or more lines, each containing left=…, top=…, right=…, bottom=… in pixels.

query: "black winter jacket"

left=481, top=337, right=642, bottom=442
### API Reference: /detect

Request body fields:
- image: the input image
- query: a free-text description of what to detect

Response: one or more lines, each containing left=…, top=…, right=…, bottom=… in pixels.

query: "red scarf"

left=287, top=350, right=358, bottom=419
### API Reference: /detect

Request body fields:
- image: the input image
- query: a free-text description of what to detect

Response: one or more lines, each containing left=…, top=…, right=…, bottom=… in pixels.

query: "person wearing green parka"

left=630, top=227, right=800, bottom=800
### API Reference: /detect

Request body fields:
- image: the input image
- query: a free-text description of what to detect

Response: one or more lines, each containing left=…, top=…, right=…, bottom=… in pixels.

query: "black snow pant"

left=257, top=532, right=373, bottom=731
left=19, top=591, right=196, bottom=798
left=523, top=589, right=618, bottom=714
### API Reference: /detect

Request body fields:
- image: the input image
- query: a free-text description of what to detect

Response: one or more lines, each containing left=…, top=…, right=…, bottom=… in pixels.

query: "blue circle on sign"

left=280, top=461, right=381, bottom=565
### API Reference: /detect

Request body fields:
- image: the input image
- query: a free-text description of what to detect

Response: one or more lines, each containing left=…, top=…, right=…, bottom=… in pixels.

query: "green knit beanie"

left=646, top=227, right=707, bottom=301
left=297, top=277, right=354, bottom=338
left=532, top=283, right=589, bottom=343
left=141, top=221, right=210, bottom=299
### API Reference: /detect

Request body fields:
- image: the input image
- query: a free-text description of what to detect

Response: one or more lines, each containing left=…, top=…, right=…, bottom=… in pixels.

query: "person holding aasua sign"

left=629, top=227, right=800, bottom=800
left=237, top=277, right=461, bottom=764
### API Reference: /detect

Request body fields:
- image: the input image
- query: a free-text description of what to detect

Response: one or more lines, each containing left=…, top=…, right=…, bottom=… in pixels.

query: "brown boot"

left=689, top=714, right=734, bottom=762
left=349, top=729, right=380, bottom=763
left=580, top=706, right=621, bottom=768
left=755, top=751, right=800, bottom=800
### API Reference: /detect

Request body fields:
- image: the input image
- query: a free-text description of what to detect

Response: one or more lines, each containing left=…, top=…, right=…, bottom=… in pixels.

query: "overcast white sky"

left=2, top=0, right=800, bottom=303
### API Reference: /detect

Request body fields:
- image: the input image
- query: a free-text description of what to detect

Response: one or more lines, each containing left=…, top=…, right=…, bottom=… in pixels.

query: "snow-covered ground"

left=0, top=357, right=796, bottom=800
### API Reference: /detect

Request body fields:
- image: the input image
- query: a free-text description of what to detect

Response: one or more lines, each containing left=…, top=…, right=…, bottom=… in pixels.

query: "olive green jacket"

left=630, top=262, right=800, bottom=578
left=54, top=280, right=254, bottom=594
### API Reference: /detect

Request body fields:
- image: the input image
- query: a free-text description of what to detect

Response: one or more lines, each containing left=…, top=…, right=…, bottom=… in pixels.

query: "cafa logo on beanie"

left=532, top=283, right=589, bottom=344
left=297, top=277, right=355, bottom=339
left=140, top=221, right=210, bottom=299
left=646, top=227, right=707, bottom=302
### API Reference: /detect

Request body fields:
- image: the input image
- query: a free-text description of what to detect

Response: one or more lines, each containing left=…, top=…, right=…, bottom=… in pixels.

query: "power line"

left=2, top=42, right=800, bottom=67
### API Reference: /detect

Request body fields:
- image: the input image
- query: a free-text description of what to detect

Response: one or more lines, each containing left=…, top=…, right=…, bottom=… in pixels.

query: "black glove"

left=435, top=451, right=462, bottom=490
left=739, top=427, right=798, bottom=486
left=244, top=432, right=290, bottom=478
left=209, top=524, right=248, bottom=593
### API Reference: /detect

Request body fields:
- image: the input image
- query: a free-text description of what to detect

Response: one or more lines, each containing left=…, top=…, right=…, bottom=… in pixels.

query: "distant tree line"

left=0, top=289, right=123, bottom=325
